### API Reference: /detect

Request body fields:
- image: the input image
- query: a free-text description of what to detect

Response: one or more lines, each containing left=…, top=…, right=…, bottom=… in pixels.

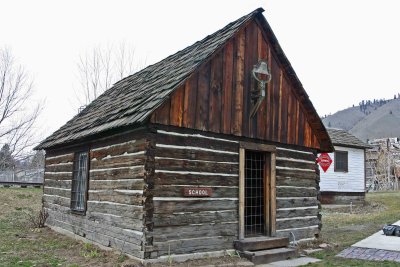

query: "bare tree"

left=0, top=47, right=42, bottom=161
left=75, top=42, right=146, bottom=108
left=29, top=149, right=45, bottom=169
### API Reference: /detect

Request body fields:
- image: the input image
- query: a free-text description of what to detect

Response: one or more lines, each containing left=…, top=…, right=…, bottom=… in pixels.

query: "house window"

left=334, top=151, right=348, bottom=172
left=71, top=151, right=89, bottom=213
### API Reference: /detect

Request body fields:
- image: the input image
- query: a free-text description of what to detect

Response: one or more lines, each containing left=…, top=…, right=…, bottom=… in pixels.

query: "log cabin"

left=36, top=8, right=333, bottom=264
left=319, top=128, right=371, bottom=204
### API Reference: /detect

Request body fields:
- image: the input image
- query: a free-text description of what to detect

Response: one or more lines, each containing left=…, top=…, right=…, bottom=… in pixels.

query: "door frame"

left=239, top=141, right=276, bottom=239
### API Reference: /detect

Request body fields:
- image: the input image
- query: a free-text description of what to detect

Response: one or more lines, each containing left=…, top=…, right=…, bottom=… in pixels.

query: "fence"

left=0, top=169, right=44, bottom=185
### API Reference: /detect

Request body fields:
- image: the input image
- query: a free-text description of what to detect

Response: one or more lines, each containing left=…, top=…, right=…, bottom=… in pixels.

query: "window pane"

left=71, top=151, right=88, bottom=212
left=335, top=151, right=348, bottom=172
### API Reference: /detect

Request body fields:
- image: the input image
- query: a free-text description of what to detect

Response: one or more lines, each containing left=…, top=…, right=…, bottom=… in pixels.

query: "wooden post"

left=388, top=154, right=390, bottom=189
left=387, top=138, right=391, bottom=190
left=264, top=154, right=270, bottom=236
left=239, top=148, right=245, bottom=240
left=364, top=149, right=367, bottom=193
left=270, top=152, right=276, bottom=236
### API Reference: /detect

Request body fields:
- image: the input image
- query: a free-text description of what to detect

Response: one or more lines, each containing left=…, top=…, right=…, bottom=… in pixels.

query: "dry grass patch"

left=0, top=187, right=141, bottom=267
left=0, top=187, right=248, bottom=267
left=5, top=187, right=398, bottom=266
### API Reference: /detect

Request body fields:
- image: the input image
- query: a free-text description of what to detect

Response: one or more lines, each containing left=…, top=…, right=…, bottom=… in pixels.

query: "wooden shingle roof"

left=37, top=9, right=263, bottom=150
left=327, top=128, right=371, bottom=149
left=37, top=8, right=332, bottom=151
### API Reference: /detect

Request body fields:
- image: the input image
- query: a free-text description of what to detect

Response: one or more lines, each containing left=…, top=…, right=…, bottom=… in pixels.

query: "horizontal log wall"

left=43, top=135, right=150, bottom=259
left=275, top=147, right=321, bottom=241
left=43, top=126, right=320, bottom=258
left=147, top=128, right=240, bottom=258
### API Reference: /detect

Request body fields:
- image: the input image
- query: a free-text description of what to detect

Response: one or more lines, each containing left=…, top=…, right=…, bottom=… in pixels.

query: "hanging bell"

left=250, top=60, right=272, bottom=118
left=252, top=61, right=271, bottom=83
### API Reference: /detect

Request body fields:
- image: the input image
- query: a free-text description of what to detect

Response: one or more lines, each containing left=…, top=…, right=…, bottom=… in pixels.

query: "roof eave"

left=333, top=143, right=373, bottom=150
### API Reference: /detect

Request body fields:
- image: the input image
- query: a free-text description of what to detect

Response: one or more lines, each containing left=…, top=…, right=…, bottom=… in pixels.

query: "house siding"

left=147, top=126, right=240, bottom=258
left=38, top=8, right=333, bottom=262
left=320, top=145, right=365, bottom=193
left=150, top=20, right=325, bottom=151
left=275, top=147, right=320, bottom=241
left=144, top=125, right=321, bottom=258
left=42, top=125, right=322, bottom=260
left=42, top=130, right=153, bottom=259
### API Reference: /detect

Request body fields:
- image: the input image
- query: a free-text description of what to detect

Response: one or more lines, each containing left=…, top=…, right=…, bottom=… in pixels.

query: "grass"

left=0, top=187, right=139, bottom=267
left=80, top=243, right=100, bottom=258
left=1, top=187, right=400, bottom=266
left=306, top=191, right=400, bottom=266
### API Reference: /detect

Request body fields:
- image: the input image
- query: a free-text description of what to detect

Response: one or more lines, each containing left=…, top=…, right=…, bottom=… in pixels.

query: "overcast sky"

left=2, top=0, right=400, bottom=139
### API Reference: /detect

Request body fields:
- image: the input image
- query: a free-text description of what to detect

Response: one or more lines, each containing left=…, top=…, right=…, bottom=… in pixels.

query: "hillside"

left=350, top=99, right=400, bottom=141
left=322, top=105, right=378, bottom=131
left=323, top=98, right=400, bottom=141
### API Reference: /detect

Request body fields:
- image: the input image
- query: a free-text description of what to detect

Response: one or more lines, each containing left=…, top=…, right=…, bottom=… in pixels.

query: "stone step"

left=240, top=247, right=297, bottom=265
left=234, top=237, right=289, bottom=251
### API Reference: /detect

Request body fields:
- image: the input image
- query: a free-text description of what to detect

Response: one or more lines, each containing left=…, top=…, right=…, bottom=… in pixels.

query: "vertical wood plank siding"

left=209, top=51, right=223, bottom=133
left=222, top=41, right=233, bottom=133
left=196, top=62, right=211, bottom=130
left=257, top=26, right=268, bottom=139
left=151, top=20, right=321, bottom=151
left=183, top=72, right=198, bottom=128
left=233, top=29, right=245, bottom=136
left=43, top=134, right=152, bottom=259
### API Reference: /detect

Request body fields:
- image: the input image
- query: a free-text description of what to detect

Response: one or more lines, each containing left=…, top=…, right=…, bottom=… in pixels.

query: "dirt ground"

left=0, top=187, right=249, bottom=267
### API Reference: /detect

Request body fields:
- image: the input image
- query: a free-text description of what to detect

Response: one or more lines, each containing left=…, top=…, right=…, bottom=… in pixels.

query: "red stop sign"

left=317, top=153, right=332, bottom=172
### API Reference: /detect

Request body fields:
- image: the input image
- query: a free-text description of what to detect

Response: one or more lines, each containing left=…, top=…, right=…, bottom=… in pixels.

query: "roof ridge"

left=113, top=7, right=264, bottom=87
left=327, top=128, right=371, bottom=148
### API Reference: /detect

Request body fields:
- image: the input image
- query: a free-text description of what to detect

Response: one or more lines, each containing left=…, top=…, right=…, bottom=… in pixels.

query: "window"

left=334, top=151, right=348, bottom=172
left=71, top=151, right=89, bottom=213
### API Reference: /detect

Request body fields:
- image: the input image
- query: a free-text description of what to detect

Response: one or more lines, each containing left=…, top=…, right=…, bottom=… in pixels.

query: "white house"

left=319, top=128, right=371, bottom=204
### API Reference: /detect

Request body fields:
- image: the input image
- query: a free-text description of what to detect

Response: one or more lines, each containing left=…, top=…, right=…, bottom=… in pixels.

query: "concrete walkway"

left=337, top=220, right=400, bottom=262
left=352, top=220, right=400, bottom=252
left=257, top=257, right=321, bottom=266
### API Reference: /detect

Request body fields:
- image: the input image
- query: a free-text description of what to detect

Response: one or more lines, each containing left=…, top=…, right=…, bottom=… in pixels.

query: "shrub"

left=26, top=208, right=49, bottom=228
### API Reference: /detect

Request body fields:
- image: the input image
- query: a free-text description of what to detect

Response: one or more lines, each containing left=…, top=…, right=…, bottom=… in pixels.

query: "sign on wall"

left=183, top=187, right=213, bottom=197
left=317, top=153, right=332, bottom=172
